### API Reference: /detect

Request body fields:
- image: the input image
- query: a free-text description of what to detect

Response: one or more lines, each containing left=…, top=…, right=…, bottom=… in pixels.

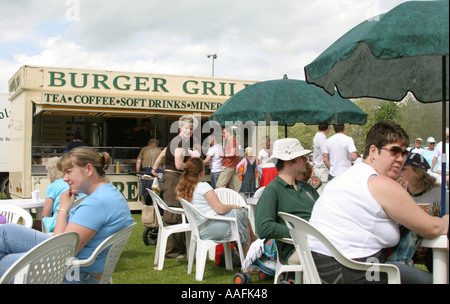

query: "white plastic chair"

left=247, top=187, right=265, bottom=236
left=212, top=188, right=247, bottom=260
left=147, top=189, right=191, bottom=270
left=214, top=188, right=247, bottom=206
left=0, top=205, right=33, bottom=228
left=278, top=212, right=401, bottom=284
left=70, top=222, right=136, bottom=284
left=273, top=238, right=303, bottom=284
left=179, top=198, right=245, bottom=281
left=253, top=186, right=265, bottom=199
left=0, top=232, right=80, bottom=284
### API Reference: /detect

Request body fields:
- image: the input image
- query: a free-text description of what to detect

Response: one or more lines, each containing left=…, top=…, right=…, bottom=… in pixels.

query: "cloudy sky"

left=0, top=0, right=410, bottom=92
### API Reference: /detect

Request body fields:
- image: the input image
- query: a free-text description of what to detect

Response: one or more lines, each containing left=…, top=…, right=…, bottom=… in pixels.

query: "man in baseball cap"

left=255, top=138, right=319, bottom=265
left=404, top=152, right=430, bottom=170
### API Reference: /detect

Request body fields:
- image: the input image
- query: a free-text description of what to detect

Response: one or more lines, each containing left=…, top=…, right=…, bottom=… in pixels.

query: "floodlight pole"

left=207, top=54, right=218, bottom=77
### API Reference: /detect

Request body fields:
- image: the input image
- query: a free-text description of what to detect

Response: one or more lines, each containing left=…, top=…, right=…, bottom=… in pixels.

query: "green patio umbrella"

left=304, top=0, right=448, bottom=213
left=304, top=0, right=448, bottom=103
left=209, top=76, right=367, bottom=126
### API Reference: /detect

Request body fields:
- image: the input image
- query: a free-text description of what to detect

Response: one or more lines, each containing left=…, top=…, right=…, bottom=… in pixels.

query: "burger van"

left=7, top=65, right=256, bottom=210
left=0, top=93, right=10, bottom=198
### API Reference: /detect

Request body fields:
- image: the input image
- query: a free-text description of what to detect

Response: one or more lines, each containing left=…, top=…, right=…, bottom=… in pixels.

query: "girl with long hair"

left=176, top=158, right=249, bottom=250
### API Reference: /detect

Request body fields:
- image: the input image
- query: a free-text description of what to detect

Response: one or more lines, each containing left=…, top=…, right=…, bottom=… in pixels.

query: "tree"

left=375, top=102, right=399, bottom=122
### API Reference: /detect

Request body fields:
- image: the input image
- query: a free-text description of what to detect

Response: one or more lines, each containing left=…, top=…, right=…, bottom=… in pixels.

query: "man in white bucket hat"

left=255, top=138, right=319, bottom=265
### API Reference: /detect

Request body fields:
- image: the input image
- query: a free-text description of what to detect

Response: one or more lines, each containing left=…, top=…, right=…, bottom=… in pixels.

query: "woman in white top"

left=308, top=121, right=448, bottom=284
left=176, top=158, right=249, bottom=251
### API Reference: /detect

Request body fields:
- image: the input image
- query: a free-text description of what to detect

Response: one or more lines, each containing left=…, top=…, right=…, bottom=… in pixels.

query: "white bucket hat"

left=266, top=138, right=312, bottom=165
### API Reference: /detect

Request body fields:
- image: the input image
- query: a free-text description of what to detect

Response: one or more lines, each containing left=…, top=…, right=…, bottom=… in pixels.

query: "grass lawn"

left=114, top=213, right=432, bottom=285
left=112, top=213, right=271, bottom=284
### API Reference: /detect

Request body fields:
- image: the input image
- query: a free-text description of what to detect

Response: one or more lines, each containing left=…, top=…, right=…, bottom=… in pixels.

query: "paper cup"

left=31, top=189, right=41, bottom=202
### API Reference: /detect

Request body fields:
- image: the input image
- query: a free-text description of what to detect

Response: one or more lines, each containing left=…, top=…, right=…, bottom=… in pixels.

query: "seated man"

left=255, top=138, right=319, bottom=265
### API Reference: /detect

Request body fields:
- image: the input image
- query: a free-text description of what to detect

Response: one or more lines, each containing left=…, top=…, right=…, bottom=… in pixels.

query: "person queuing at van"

left=255, top=138, right=319, bottom=265
left=323, top=124, right=358, bottom=180
left=216, top=126, right=240, bottom=192
left=0, top=146, right=133, bottom=283
left=151, top=114, right=199, bottom=259
left=312, top=123, right=330, bottom=194
left=203, top=134, right=224, bottom=189
left=136, top=139, right=162, bottom=173
left=308, top=121, right=448, bottom=284
left=136, top=138, right=163, bottom=205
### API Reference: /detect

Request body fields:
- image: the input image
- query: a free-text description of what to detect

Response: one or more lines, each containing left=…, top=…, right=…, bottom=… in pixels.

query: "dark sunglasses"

left=381, top=146, right=409, bottom=158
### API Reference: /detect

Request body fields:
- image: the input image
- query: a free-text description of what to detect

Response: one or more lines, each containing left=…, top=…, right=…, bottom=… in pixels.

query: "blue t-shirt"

left=68, top=183, right=133, bottom=273
left=421, top=149, right=438, bottom=172
left=42, top=178, right=70, bottom=232
left=45, top=178, right=70, bottom=214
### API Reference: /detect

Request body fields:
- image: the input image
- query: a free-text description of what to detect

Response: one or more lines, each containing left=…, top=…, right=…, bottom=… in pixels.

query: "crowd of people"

left=1, top=114, right=448, bottom=284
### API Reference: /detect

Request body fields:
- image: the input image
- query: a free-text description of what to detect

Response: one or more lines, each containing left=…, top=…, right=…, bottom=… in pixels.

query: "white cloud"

left=0, top=0, right=410, bottom=91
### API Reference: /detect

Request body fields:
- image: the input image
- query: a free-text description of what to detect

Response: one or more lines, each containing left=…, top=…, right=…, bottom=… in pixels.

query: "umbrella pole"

left=441, top=55, right=447, bottom=216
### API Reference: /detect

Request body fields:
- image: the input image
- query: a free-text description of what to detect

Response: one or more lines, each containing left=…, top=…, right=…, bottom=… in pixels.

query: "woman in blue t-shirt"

left=0, top=146, right=133, bottom=283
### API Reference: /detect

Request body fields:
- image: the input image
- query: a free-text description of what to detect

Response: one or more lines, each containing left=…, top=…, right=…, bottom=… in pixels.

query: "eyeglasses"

left=381, top=146, right=409, bottom=158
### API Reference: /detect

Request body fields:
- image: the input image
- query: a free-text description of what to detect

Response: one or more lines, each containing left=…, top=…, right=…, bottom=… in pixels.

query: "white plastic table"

left=420, top=235, right=449, bottom=284
left=0, top=198, right=45, bottom=220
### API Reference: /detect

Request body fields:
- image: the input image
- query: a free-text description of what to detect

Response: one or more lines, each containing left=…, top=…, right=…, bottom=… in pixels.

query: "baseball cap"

left=404, top=153, right=430, bottom=170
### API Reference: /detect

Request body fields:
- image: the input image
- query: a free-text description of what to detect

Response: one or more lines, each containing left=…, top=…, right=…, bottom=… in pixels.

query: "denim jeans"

left=210, top=171, right=220, bottom=189
left=312, top=250, right=432, bottom=284
left=0, top=223, right=52, bottom=277
left=1, top=224, right=101, bottom=284
left=62, top=272, right=100, bottom=284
